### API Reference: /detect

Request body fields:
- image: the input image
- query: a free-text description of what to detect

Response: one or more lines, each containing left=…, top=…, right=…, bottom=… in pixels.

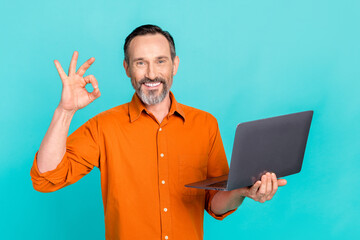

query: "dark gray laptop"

left=185, top=110, right=314, bottom=191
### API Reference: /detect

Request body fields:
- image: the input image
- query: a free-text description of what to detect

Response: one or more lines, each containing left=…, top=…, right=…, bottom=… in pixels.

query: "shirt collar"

left=128, top=91, right=186, bottom=123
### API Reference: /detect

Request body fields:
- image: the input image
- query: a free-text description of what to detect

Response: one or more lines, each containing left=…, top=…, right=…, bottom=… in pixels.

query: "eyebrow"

left=156, top=56, right=169, bottom=60
left=133, top=57, right=145, bottom=62
left=132, top=56, right=170, bottom=62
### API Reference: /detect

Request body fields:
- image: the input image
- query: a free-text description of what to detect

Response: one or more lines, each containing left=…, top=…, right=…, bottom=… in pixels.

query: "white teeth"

left=144, top=82, right=161, bottom=87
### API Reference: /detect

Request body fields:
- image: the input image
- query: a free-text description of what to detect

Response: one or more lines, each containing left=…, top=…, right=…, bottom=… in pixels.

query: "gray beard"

left=132, top=77, right=171, bottom=105
left=138, top=87, right=168, bottom=105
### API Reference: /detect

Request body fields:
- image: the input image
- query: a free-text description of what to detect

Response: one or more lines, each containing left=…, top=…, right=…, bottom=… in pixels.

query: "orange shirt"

left=30, top=92, right=236, bottom=240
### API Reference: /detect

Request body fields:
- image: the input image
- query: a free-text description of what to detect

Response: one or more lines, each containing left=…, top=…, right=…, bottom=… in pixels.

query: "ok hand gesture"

left=54, top=51, right=101, bottom=113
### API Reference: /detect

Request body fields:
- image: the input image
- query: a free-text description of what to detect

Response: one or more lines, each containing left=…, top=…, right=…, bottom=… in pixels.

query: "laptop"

left=185, top=110, right=314, bottom=191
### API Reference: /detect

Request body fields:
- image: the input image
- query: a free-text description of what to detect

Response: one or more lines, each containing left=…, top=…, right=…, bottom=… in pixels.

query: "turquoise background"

left=1, top=0, right=359, bottom=239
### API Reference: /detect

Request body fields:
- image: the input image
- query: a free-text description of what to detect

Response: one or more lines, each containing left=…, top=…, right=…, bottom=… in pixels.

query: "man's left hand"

left=232, top=172, right=287, bottom=203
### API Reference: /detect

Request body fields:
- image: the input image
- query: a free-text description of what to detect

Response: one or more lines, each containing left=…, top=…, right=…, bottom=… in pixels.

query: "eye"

left=136, top=61, right=145, bottom=66
left=158, top=59, right=165, bottom=64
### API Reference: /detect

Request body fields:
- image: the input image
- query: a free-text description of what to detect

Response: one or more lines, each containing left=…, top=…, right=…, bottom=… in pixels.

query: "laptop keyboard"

left=207, top=180, right=228, bottom=188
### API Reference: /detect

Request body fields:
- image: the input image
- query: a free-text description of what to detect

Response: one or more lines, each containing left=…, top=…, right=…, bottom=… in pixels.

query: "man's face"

left=124, top=33, right=179, bottom=105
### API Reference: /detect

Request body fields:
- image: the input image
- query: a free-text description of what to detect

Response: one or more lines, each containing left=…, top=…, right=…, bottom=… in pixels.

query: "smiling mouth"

left=143, top=82, right=161, bottom=88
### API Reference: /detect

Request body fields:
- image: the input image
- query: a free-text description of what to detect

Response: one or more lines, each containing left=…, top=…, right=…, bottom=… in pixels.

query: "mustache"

left=138, top=77, right=166, bottom=85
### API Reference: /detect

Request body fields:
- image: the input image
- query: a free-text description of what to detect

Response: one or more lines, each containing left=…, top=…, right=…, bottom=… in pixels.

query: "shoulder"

left=89, top=102, right=130, bottom=125
left=98, top=103, right=128, bottom=118
left=179, top=103, right=218, bottom=127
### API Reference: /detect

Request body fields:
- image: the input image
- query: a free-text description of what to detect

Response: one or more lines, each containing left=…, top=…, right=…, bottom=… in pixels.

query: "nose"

left=145, top=62, right=156, bottom=80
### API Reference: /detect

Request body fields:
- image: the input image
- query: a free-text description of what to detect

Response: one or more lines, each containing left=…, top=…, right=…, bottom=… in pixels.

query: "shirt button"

left=160, top=153, right=164, bottom=157
left=161, top=180, right=165, bottom=184
left=159, top=127, right=162, bottom=131
left=164, top=208, right=168, bottom=212
left=165, top=236, right=168, bottom=240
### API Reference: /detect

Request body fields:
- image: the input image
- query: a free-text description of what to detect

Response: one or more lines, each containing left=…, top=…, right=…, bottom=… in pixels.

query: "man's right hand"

left=54, top=51, right=101, bottom=113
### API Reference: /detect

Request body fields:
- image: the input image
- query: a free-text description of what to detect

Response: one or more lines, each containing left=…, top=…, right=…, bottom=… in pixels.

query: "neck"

left=144, top=92, right=171, bottom=123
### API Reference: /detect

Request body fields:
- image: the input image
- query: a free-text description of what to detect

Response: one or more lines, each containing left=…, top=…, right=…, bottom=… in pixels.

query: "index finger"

left=77, top=57, right=95, bottom=77
left=278, top=179, right=287, bottom=186
left=272, top=173, right=287, bottom=187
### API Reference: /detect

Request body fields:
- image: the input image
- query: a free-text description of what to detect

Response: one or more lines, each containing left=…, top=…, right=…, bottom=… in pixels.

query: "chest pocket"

left=178, top=154, right=207, bottom=196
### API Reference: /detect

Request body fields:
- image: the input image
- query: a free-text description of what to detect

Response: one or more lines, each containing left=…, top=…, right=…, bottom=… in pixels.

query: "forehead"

left=127, top=33, right=171, bottom=60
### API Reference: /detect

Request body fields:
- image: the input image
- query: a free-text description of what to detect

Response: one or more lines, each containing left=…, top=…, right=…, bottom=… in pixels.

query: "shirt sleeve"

left=30, top=116, right=100, bottom=193
left=204, top=114, right=237, bottom=220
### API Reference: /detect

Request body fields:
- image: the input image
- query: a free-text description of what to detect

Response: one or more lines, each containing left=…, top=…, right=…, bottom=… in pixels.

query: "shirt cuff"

left=30, top=151, right=69, bottom=186
left=205, top=190, right=237, bottom=220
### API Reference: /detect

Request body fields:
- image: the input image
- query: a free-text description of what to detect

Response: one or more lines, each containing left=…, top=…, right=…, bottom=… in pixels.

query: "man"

left=31, top=25, right=287, bottom=239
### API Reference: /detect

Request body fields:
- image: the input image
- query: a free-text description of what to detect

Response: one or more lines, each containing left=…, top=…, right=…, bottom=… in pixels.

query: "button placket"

left=157, top=124, right=172, bottom=239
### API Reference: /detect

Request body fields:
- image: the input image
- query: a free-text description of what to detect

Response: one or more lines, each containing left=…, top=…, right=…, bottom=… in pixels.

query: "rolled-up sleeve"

left=204, top=115, right=237, bottom=220
left=30, top=117, right=100, bottom=193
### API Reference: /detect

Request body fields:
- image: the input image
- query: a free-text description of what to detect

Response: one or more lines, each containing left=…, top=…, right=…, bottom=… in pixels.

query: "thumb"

left=89, top=87, right=101, bottom=101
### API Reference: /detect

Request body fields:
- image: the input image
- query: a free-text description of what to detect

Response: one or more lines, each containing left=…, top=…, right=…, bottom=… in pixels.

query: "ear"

left=123, top=60, right=131, bottom=78
left=172, top=56, right=180, bottom=76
